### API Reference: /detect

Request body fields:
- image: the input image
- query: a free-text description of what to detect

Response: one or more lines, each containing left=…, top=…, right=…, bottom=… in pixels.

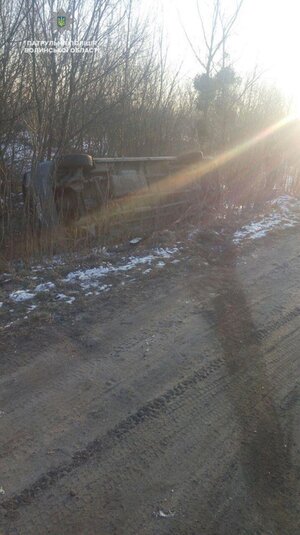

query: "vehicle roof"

left=93, top=156, right=176, bottom=163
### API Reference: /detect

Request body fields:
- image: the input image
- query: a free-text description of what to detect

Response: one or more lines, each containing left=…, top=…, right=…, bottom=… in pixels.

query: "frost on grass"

left=2, top=246, right=180, bottom=330
left=234, top=195, right=300, bottom=244
left=10, top=290, right=36, bottom=302
left=85, top=284, right=111, bottom=296
left=32, top=255, right=65, bottom=273
left=64, top=247, right=179, bottom=290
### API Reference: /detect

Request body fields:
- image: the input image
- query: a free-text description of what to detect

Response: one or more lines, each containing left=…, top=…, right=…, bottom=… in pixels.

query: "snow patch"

left=234, top=195, right=300, bottom=244
left=56, top=293, right=75, bottom=304
left=10, top=290, right=36, bottom=302
left=154, top=509, right=175, bottom=518
left=35, top=282, right=56, bottom=293
left=64, top=247, right=178, bottom=290
left=129, top=237, right=142, bottom=245
left=27, top=304, right=37, bottom=312
left=85, top=284, right=111, bottom=296
left=2, top=246, right=180, bottom=330
left=32, top=255, right=65, bottom=273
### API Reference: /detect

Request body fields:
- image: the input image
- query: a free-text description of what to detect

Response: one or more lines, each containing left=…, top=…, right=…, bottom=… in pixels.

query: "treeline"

left=0, top=0, right=198, bottom=176
left=0, top=0, right=292, bottom=172
left=1, top=0, right=300, bottom=256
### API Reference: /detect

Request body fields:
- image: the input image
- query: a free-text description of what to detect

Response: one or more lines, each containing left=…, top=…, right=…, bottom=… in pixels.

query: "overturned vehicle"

left=22, top=151, right=221, bottom=228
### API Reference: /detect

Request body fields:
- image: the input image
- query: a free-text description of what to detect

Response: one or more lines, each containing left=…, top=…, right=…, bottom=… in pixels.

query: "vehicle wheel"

left=57, top=154, right=93, bottom=170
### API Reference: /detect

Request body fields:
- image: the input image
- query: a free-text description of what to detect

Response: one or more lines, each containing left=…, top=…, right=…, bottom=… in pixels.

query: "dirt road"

left=1, top=228, right=300, bottom=534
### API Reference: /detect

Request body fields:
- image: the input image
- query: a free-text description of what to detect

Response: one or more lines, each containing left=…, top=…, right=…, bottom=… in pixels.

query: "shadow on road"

left=199, top=235, right=299, bottom=533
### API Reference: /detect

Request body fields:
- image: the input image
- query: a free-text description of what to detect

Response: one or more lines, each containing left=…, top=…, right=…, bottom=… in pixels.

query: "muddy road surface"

left=0, top=228, right=300, bottom=534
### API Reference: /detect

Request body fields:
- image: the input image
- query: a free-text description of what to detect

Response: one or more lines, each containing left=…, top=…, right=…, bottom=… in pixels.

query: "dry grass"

left=1, top=156, right=300, bottom=269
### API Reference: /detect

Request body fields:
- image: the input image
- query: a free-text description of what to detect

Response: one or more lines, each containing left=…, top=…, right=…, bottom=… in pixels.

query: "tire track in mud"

left=1, top=371, right=241, bottom=535
left=256, top=305, right=300, bottom=340
left=179, top=235, right=300, bottom=533
left=0, top=302, right=213, bottom=490
left=7, top=325, right=299, bottom=535
left=203, top=300, right=300, bottom=346
left=210, top=254, right=300, bottom=534
left=0, top=355, right=224, bottom=513
left=2, top=232, right=300, bottom=533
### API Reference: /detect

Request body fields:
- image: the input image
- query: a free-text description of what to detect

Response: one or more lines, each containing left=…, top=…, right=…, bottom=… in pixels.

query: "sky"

left=151, top=0, right=300, bottom=111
